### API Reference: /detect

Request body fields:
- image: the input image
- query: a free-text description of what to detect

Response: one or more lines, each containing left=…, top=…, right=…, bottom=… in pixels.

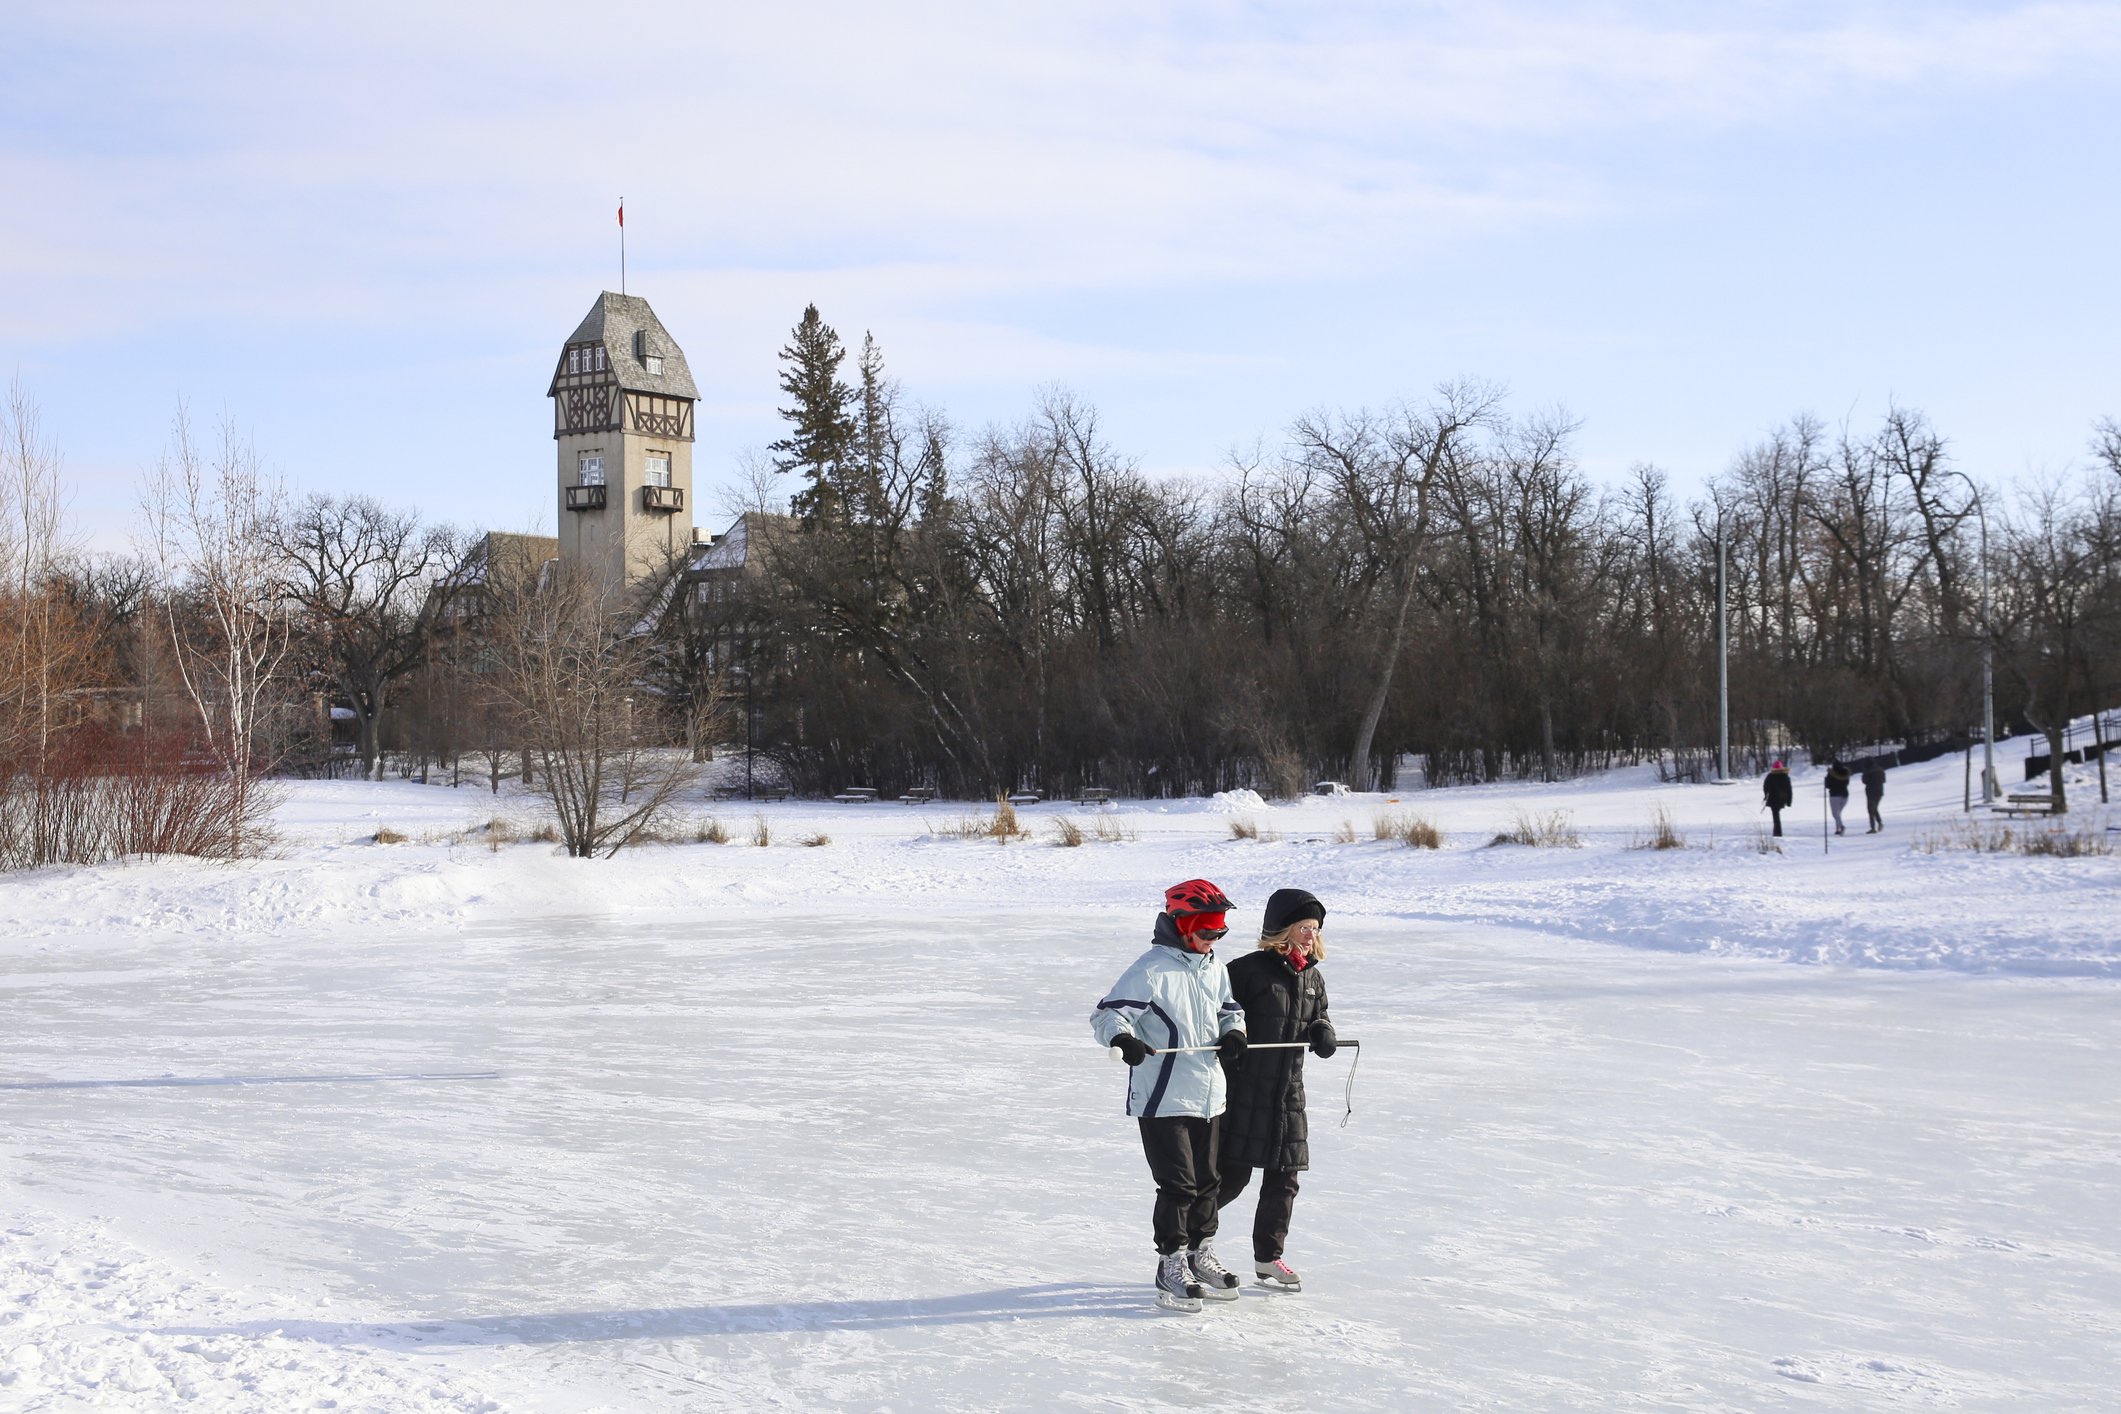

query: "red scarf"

left=1287, top=945, right=1308, bottom=971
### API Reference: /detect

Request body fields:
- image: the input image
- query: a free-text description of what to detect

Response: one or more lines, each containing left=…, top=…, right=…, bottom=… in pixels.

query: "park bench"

left=1005, top=792, right=1042, bottom=806
left=1314, top=780, right=1351, bottom=797
left=1995, top=793, right=2060, bottom=817
left=832, top=787, right=881, bottom=804
left=1073, top=787, right=1113, bottom=806
left=899, top=787, right=939, bottom=804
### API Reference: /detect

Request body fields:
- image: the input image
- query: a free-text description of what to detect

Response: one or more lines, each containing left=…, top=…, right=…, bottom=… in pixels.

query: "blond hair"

left=1257, top=921, right=1326, bottom=960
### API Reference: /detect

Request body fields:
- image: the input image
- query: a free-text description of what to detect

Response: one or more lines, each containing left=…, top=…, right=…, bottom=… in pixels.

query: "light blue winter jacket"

left=1089, top=917, right=1246, bottom=1119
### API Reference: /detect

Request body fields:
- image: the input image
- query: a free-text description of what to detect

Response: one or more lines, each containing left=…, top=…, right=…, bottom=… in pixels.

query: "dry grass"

left=694, top=816, right=731, bottom=845
left=1752, top=824, right=1784, bottom=855
left=1229, top=816, right=1258, bottom=840
left=1050, top=816, right=1085, bottom=847
left=526, top=820, right=559, bottom=844
left=1491, top=809, right=1580, bottom=848
left=1916, top=817, right=2115, bottom=857
left=928, top=803, right=1030, bottom=842
left=1332, top=818, right=1358, bottom=844
left=372, top=825, right=407, bottom=845
left=799, top=831, right=831, bottom=847
left=1092, top=814, right=1137, bottom=842
left=1374, top=811, right=1444, bottom=849
left=1632, top=806, right=1686, bottom=851
left=750, top=814, right=771, bottom=847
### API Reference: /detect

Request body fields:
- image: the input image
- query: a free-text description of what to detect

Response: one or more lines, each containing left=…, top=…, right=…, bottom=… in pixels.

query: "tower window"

left=595, top=345, right=606, bottom=371
left=578, top=453, right=605, bottom=486
left=644, top=452, right=671, bottom=488
left=566, top=349, right=579, bottom=375
left=644, top=354, right=663, bottom=376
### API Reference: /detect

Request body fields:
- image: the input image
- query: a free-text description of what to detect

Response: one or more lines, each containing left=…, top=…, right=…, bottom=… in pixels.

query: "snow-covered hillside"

left=2, top=752, right=2115, bottom=1411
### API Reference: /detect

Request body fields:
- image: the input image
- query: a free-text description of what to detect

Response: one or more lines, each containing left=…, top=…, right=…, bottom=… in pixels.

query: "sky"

left=3, top=1, right=2118, bottom=548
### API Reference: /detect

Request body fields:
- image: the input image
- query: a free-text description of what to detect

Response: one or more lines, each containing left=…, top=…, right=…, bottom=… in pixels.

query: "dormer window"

left=634, top=329, right=663, bottom=375
left=644, top=354, right=663, bottom=376
left=566, top=348, right=579, bottom=374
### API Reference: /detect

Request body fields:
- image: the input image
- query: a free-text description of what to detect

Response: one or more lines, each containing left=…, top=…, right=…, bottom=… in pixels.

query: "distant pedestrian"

left=1824, top=761, right=1852, bottom=835
left=1763, top=760, right=1794, bottom=836
left=1218, top=887, right=1336, bottom=1294
left=1862, top=760, right=1887, bottom=832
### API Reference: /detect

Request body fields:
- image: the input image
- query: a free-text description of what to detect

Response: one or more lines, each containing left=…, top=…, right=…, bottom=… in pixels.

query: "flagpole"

left=619, top=198, right=626, bottom=295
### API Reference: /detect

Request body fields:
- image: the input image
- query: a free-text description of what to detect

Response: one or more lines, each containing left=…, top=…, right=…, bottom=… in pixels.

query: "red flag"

left=617, top=201, right=624, bottom=227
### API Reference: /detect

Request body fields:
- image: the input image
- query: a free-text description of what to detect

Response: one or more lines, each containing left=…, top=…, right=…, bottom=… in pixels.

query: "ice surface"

left=2, top=750, right=2117, bottom=1410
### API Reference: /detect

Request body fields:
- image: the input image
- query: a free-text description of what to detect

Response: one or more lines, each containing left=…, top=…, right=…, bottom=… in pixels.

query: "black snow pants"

left=1217, top=1164, right=1300, bottom=1263
left=1769, top=806, right=1784, bottom=837
left=1139, top=1116, right=1221, bottom=1254
left=1866, top=789, right=1884, bottom=831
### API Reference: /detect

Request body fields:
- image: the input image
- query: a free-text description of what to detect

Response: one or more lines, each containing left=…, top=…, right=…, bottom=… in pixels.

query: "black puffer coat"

left=1220, top=948, right=1333, bottom=1171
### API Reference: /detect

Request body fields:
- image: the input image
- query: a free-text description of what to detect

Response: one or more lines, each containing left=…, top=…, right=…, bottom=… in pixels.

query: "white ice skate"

left=1255, top=1257, right=1302, bottom=1292
left=1188, top=1242, right=1242, bottom=1300
left=1155, top=1250, right=1204, bottom=1314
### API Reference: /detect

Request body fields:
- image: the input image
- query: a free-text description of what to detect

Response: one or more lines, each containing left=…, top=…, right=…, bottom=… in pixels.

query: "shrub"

left=1491, top=809, right=1579, bottom=848
left=1050, top=816, right=1085, bottom=847
left=800, top=831, right=831, bottom=847
left=694, top=816, right=731, bottom=845
left=372, top=825, right=407, bottom=844
left=1374, top=811, right=1443, bottom=848
left=750, top=814, right=772, bottom=847
left=1632, top=807, right=1686, bottom=851
left=1916, top=818, right=2114, bottom=856
left=1229, top=816, right=1258, bottom=840
left=1332, top=818, right=1357, bottom=844
left=1092, top=814, right=1137, bottom=842
left=526, top=819, right=560, bottom=843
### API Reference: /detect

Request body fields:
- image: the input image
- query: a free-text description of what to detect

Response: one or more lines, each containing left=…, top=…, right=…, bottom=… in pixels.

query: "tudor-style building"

left=548, top=293, right=699, bottom=590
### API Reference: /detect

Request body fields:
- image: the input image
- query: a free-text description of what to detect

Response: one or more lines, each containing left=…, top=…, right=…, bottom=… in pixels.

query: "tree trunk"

left=1349, top=565, right=1420, bottom=790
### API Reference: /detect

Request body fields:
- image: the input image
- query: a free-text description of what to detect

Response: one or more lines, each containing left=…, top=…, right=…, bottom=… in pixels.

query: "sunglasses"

left=1195, top=927, right=1229, bottom=941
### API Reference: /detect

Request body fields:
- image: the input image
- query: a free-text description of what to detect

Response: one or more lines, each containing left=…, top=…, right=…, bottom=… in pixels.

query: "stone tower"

left=547, top=293, right=698, bottom=591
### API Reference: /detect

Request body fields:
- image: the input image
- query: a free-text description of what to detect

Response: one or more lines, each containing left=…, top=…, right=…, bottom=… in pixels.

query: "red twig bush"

left=0, top=726, right=282, bottom=870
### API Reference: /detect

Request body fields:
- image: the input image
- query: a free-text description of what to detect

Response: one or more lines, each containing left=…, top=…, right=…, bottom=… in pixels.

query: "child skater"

left=1090, top=879, right=1250, bottom=1312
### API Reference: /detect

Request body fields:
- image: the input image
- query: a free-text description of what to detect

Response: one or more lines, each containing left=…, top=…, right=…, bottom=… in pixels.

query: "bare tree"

left=1, top=379, right=96, bottom=766
left=273, top=494, right=458, bottom=779
left=1288, top=380, right=1501, bottom=788
left=483, top=551, right=705, bottom=856
left=139, top=408, right=292, bottom=853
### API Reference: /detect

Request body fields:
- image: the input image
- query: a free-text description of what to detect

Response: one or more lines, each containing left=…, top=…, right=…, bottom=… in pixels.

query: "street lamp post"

left=1716, top=508, right=1729, bottom=783
left=1946, top=472, right=1994, bottom=806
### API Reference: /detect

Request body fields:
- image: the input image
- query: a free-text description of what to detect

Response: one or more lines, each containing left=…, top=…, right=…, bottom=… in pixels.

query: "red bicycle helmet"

left=1164, top=879, right=1233, bottom=915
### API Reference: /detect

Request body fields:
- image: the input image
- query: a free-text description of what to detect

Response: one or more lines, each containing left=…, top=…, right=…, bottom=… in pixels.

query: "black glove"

left=1218, top=1030, right=1249, bottom=1063
left=1308, top=1021, right=1337, bottom=1058
left=1113, top=1033, right=1151, bottom=1067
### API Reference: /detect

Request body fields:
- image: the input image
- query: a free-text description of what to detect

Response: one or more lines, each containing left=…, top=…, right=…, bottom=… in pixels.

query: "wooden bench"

left=1314, top=781, right=1351, bottom=797
left=899, top=787, right=939, bottom=804
left=1073, top=787, right=1113, bottom=806
left=1005, top=792, right=1041, bottom=806
left=709, top=785, right=744, bottom=801
left=832, top=787, right=881, bottom=804
left=1995, top=793, right=2060, bottom=817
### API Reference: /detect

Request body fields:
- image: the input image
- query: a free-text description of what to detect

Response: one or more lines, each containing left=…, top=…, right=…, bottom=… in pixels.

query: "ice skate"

left=1188, top=1242, right=1241, bottom=1300
left=1155, top=1250, right=1204, bottom=1313
left=1255, top=1257, right=1302, bottom=1292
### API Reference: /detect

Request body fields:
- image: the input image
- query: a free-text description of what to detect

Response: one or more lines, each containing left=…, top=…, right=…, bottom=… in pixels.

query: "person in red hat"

left=1090, top=879, right=1250, bottom=1312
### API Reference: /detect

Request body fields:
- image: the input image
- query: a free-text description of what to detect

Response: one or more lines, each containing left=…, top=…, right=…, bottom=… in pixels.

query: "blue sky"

left=4, top=1, right=2117, bottom=546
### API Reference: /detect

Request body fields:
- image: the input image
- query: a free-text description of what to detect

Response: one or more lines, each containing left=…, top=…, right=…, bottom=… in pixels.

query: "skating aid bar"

left=1107, top=1039, right=1365, bottom=1126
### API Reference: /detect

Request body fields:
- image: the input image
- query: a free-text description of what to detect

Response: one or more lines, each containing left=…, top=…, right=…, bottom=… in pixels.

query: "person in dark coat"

left=1763, top=760, right=1794, bottom=836
left=1824, top=761, right=1852, bottom=835
left=1862, top=760, right=1887, bottom=833
left=1217, top=886, right=1335, bottom=1292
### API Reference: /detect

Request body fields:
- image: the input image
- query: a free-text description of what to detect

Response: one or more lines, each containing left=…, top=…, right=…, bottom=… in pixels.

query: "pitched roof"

left=550, top=292, right=699, bottom=400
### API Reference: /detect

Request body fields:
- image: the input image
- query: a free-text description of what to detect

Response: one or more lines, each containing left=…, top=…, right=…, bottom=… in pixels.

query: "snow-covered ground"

left=2, top=746, right=2116, bottom=1410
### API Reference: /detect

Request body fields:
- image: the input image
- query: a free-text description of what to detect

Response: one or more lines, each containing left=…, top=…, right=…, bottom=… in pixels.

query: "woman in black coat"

left=1216, top=887, right=1335, bottom=1291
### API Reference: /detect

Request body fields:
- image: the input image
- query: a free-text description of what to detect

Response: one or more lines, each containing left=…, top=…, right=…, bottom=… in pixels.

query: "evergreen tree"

left=770, top=305, right=856, bottom=523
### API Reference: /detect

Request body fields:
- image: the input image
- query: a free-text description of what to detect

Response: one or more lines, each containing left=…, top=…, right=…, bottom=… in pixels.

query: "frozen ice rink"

left=3, top=757, right=2117, bottom=1411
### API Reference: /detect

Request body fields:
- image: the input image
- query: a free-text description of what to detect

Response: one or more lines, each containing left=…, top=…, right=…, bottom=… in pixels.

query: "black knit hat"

left=1261, top=887, right=1325, bottom=935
